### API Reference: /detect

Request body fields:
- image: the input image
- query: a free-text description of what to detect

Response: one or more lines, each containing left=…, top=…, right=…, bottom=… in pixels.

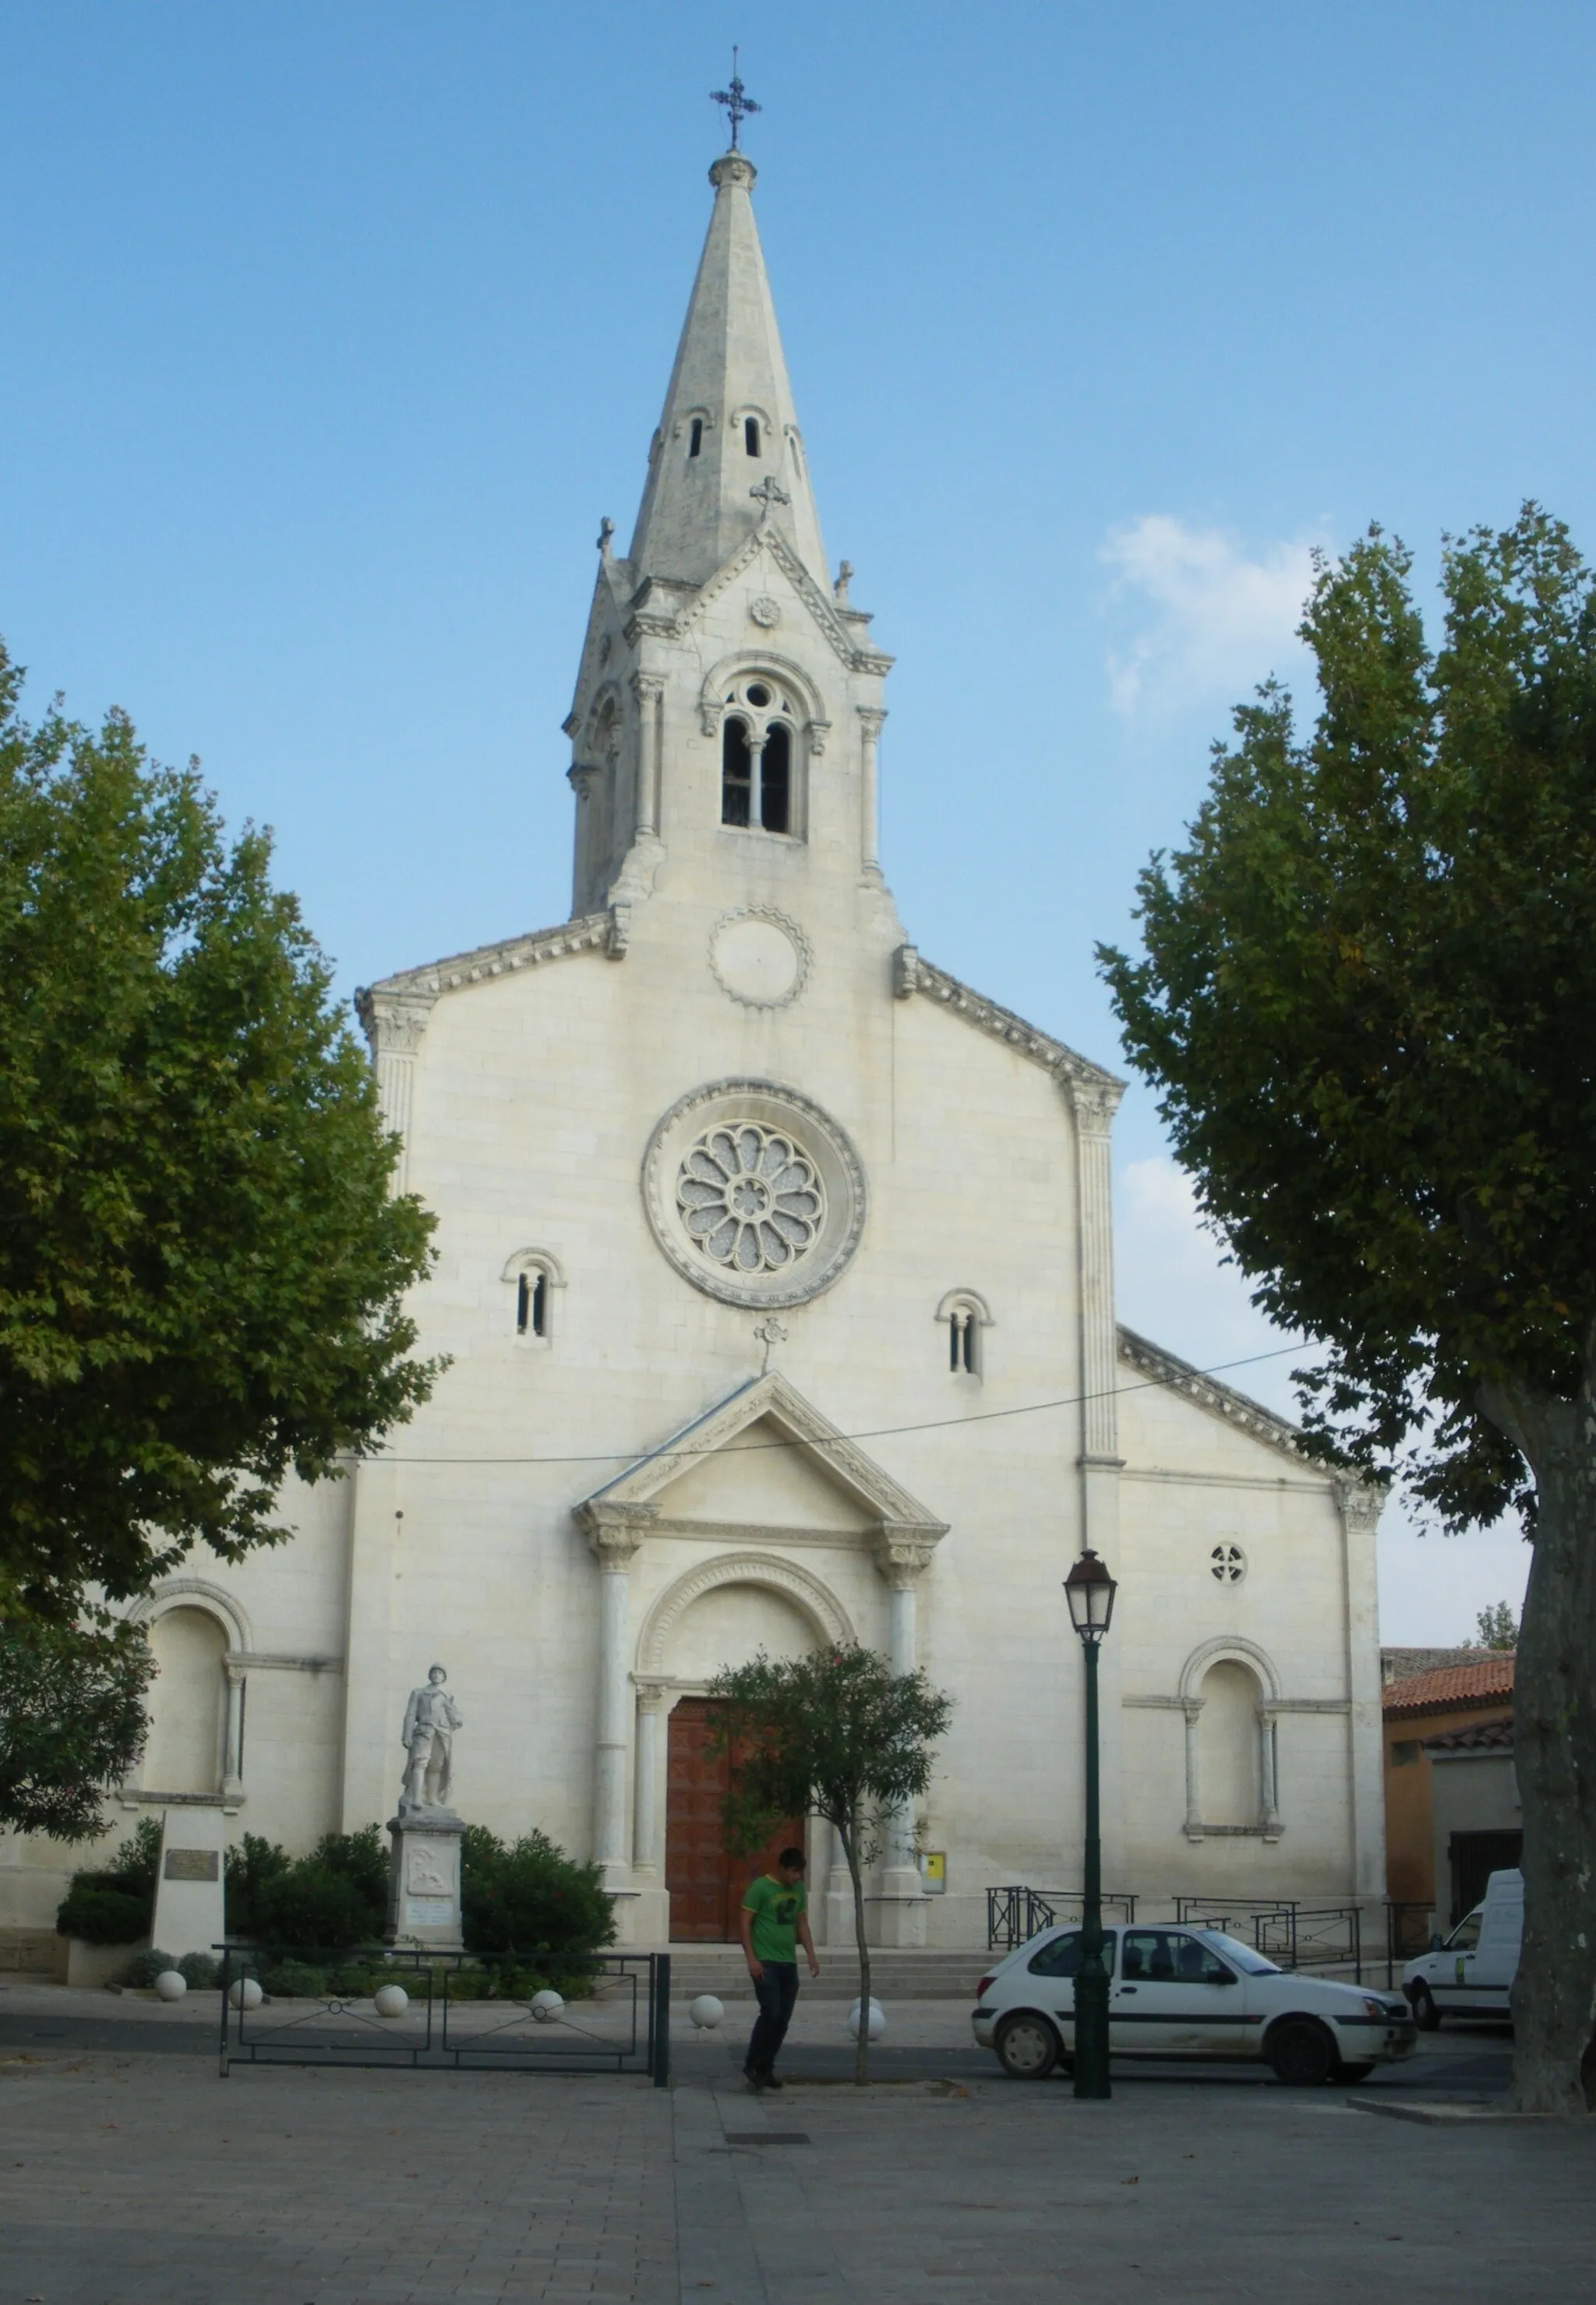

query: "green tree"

left=459, top=1825, right=615, bottom=1958
left=1475, top=1601, right=1520, bottom=1652
left=1100, top=506, right=1596, bottom=2113
left=0, top=1618, right=154, bottom=1839
left=708, top=1646, right=952, bottom=2084
left=0, top=640, right=440, bottom=1633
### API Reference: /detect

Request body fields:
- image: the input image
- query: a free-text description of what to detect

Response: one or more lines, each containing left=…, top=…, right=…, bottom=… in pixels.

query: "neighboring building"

left=0, top=142, right=1389, bottom=1951
left=1383, top=1655, right=1516, bottom=1912
left=1424, top=1717, right=1520, bottom=1926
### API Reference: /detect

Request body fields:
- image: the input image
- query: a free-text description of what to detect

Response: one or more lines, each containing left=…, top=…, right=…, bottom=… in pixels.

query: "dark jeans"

left=747, top=1961, right=800, bottom=2075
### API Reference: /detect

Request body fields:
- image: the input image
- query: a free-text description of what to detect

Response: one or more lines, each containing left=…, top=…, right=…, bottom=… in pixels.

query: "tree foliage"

left=55, top=1815, right=161, bottom=1943
left=0, top=641, right=440, bottom=1625
left=0, top=1618, right=154, bottom=1840
left=708, top=1645, right=952, bottom=2082
left=1101, top=508, right=1596, bottom=1523
left=459, top=1824, right=615, bottom=1958
left=1475, top=1601, right=1520, bottom=1652
left=1099, top=504, right=1596, bottom=2113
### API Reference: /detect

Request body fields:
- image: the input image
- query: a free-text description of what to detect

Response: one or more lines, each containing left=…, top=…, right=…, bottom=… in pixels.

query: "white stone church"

left=4, top=146, right=1386, bottom=1952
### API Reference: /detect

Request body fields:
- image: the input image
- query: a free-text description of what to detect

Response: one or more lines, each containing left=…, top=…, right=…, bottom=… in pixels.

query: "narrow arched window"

left=744, top=415, right=761, bottom=457
left=688, top=417, right=704, bottom=458
left=722, top=716, right=753, bottom=826
left=948, top=1308, right=978, bottom=1375
left=761, top=723, right=791, bottom=833
left=517, top=1271, right=548, bottom=1338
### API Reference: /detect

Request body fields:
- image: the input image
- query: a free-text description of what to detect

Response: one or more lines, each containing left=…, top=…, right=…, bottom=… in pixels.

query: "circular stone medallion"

left=709, top=909, right=809, bottom=1008
left=749, top=595, right=782, bottom=628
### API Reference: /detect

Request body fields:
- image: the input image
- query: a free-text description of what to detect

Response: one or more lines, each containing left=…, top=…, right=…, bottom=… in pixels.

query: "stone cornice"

left=357, top=912, right=617, bottom=1026
left=893, top=947, right=1123, bottom=1094
left=1116, top=1325, right=1309, bottom=1470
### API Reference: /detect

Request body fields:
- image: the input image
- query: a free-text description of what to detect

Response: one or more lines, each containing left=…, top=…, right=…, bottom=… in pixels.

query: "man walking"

left=740, top=1847, right=819, bottom=2091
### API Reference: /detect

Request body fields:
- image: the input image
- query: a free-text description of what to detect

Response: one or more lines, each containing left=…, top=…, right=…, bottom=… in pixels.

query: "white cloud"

left=1100, top=514, right=1319, bottom=717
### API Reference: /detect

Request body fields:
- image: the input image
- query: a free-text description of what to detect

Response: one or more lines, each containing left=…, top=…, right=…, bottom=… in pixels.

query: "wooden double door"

left=666, top=1696, right=803, bottom=1942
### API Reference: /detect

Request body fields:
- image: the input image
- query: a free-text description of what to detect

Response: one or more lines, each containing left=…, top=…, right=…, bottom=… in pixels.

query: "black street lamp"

left=1064, top=1548, right=1118, bottom=2101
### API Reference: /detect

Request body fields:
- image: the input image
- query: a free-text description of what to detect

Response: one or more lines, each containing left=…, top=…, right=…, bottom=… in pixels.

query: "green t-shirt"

left=743, top=1873, right=807, bottom=1963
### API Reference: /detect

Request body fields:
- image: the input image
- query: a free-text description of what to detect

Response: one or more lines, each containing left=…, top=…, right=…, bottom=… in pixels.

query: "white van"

left=1402, top=1867, right=1522, bottom=2026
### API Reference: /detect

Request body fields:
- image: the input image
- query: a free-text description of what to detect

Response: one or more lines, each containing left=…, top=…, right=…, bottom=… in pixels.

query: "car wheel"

left=1409, top=1983, right=1442, bottom=2031
left=1333, top=2060, right=1375, bottom=2083
left=994, top=2011, right=1061, bottom=2081
left=1266, top=2019, right=1336, bottom=2086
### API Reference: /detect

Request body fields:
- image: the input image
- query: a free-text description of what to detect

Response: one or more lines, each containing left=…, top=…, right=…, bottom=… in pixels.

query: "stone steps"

left=654, top=1945, right=989, bottom=2003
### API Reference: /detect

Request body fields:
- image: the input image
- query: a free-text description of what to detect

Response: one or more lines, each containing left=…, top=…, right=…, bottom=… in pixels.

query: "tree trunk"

left=1478, top=1375, right=1596, bottom=2114
left=838, top=1819, right=871, bottom=2085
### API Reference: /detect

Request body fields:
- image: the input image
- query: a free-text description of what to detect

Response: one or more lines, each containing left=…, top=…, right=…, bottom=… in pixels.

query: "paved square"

left=0, top=2012, right=1591, bottom=2303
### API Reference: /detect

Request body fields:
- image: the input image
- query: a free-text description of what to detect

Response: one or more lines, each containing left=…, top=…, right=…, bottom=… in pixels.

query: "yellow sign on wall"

left=920, top=1851, right=947, bottom=1894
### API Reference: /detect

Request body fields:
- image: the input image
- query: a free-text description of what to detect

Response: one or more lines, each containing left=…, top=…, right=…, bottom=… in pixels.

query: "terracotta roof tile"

left=1382, top=1655, right=1515, bottom=1716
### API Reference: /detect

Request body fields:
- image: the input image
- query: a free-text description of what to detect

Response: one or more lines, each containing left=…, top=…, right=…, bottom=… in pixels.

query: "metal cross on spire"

left=711, top=47, right=761, bottom=149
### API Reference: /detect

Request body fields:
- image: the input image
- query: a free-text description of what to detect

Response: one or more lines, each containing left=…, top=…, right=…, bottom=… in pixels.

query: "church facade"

left=3, top=149, right=1386, bottom=1952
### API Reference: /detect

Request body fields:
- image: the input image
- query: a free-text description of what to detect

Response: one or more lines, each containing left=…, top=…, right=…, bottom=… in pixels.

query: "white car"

left=1403, top=1868, right=1522, bottom=2028
left=972, top=1922, right=1417, bottom=2086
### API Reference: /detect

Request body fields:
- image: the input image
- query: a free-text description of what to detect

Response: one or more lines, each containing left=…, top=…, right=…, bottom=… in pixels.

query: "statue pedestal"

left=386, top=1810, right=465, bottom=1952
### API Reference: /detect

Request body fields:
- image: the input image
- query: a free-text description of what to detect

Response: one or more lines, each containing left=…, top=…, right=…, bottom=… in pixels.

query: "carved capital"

left=633, top=1678, right=669, bottom=1714
left=856, top=706, right=887, bottom=741
left=893, top=944, right=921, bottom=1001
left=355, top=990, right=436, bottom=1058
left=576, top=1500, right=655, bottom=1567
left=568, top=764, right=598, bottom=803
left=631, top=670, right=666, bottom=705
left=869, top=1522, right=941, bottom=1588
left=606, top=903, right=632, bottom=961
left=806, top=717, right=831, bottom=757
left=1334, top=1478, right=1386, bottom=1537
left=1066, top=1076, right=1124, bottom=1137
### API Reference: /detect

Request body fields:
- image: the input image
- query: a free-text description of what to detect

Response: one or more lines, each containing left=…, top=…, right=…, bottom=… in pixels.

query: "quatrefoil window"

left=1209, top=1543, right=1247, bottom=1585
left=676, top=1124, right=824, bottom=1275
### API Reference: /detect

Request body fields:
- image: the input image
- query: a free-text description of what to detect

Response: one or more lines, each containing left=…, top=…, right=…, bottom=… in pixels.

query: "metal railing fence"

left=985, top=1887, right=1137, bottom=1952
left=1384, top=1901, right=1438, bottom=1989
left=216, top=1944, right=670, bottom=2083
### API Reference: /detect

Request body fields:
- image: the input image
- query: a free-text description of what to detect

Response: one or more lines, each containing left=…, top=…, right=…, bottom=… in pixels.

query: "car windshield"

left=1195, top=1929, right=1280, bottom=1975
left=1446, top=1910, right=1483, bottom=1951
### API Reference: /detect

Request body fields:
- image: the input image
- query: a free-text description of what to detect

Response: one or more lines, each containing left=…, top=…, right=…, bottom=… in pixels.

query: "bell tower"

left=562, top=146, right=897, bottom=949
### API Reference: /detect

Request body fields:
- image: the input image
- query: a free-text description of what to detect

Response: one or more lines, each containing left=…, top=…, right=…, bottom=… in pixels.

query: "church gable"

left=575, top=1371, right=947, bottom=1549
left=1116, top=1325, right=1325, bottom=1481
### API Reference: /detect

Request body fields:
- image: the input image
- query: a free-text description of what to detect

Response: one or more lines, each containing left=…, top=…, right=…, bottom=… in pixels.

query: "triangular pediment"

left=627, top=524, right=892, bottom=677
left=574, top=1371, right=946, bottom=1548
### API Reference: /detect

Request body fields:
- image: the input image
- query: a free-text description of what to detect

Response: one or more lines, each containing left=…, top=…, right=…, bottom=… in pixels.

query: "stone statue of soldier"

left=400, top=1664, right=463, bottom=1816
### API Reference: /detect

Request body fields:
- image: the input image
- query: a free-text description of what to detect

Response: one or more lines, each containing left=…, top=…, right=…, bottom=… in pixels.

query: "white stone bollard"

left=373, top=1983, right=410, bottom=2018
left=688, top=1993, right=725, bottom=2031
left=154, top=1970, right=187, bottom=2002
left=228, top=1976, right=263, bottom=2010
left=846, top=1996, right=886, bottom=2042
left=530, top=1989, right=565, bottom=2023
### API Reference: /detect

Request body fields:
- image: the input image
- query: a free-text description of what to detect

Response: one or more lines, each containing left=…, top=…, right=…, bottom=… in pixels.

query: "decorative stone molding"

left=125, top=1578, right=252, bottom=1656
left=1333, top=1477, right=1386, bottom=1536
left=639, top=520, right=894, bottom=679
left=697, top=651, right=828, bottom=745
left=1117, top=1325, right=1312, bottom=1470
left=636, top=1551, right=854, bottom=1675
left=708, top=906, right=812, bottom=1010
left=749, top=594, right=782, bottom=628
left=641, top=1079, right=867, bottom=1310
left=1177, top=1635, right=1284, bottom=1705
left=1065, top=1078, right=1124, bottom=1136
left=607, top=904, right=632, bottom=959
left=577, top=1368, right=948, bottom=1547
left=934, top=1287, right=993, bottom=1329
left=576, top=1501, right=656, bottom=1568
left=359, top=913, right=614, bottom=1008
left=868, top=1524, right=942, bottom=1589
left=892, top=950, right=1122, bottom=1092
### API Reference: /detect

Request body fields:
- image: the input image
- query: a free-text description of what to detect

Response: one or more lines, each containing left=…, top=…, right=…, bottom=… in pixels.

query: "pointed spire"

left=627, top=152, right=828, bottom=588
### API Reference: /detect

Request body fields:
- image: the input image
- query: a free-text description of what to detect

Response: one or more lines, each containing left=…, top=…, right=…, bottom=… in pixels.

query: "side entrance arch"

left=665, top=1696, right=803, bottom=1943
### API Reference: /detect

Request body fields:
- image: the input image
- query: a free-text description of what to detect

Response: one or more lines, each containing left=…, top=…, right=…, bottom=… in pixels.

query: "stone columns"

left=1259, top=1706, right=1282, bottom=1841
left=632, top=1683, right=666, bottom=1875
left=857, top=707, right=885, bottom=880
left=632, top=672, right=665, bottom=841
left=1065, top=1074, right=1127, bottom=1880
left=1182, top=1699, right=1205, bottom=1841
left=578, top=1505, right=651, bottom=1890
left=1336, top=1478, right=1389, bottom=1902
left=746, top=729, right=767, bottom=829
left=867, top=1526, right=941, bottom=1943
left=222, top=1661, right=245, bottom=1804
left=354, top=992, right=435, bottom=1195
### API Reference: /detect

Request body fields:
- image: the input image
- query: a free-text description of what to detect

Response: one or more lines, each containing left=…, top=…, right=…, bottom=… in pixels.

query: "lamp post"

left=1064, top=1547, right=1118, bottom=2101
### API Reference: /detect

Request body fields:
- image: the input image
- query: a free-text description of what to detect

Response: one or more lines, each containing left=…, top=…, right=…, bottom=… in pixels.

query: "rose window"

left=676, top=1124, right=824, bottom=1274
left=1209, top=1544, right=1246, bottom=1584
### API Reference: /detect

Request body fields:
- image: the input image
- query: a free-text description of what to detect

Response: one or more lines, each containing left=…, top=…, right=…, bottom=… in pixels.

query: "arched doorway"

left=655, top=1571, right=821, bottom=1943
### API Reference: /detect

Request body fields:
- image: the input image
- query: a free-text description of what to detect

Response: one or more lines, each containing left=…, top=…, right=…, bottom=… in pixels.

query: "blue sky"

left=5, top=1, right=1582, bottom=1636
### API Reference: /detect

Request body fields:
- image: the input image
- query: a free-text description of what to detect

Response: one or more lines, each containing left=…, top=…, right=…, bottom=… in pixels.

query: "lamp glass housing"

left=1064, top=1549, right=1117, bottom=1645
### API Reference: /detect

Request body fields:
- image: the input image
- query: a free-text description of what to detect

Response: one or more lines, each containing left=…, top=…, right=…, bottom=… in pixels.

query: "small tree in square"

left=708, top=1645, right=952, bottom=2084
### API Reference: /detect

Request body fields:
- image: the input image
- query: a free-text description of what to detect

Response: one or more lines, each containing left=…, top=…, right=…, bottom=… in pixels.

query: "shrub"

left=261, top=1959, right=330, bottom=1998
left=460, top=1825, right=614, bottom=1958
left=224, top=1826, right=387, bottom=1951
left=55, top=1816, right=161, bottom=1943
left=124, top=1947, right=178, bottom=1987
left=177, top=1951, right=219, bottom=1989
